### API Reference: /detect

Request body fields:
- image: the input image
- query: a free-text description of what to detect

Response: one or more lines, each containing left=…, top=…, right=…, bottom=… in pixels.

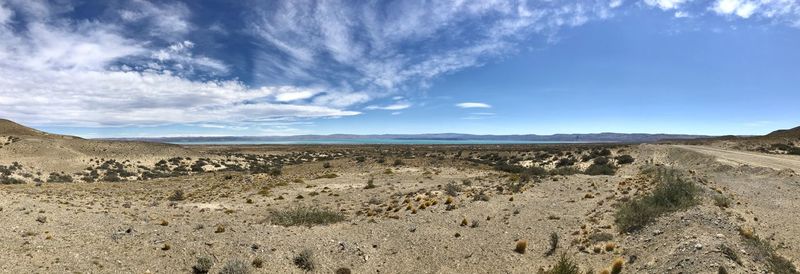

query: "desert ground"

left=1, top=119, right=799, bottom=274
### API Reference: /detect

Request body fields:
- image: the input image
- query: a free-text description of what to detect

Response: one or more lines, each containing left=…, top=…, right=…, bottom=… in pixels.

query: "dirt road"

left=674, top=145, right=800, bottom=171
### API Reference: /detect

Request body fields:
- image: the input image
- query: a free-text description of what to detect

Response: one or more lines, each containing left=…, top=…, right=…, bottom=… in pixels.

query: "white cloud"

left=708, top=0, right=800, bottom=21
left=118, top=0, right=191, bottom=39
left=644, top=0, right=689, bottom=10
left=456, top=102, right=492, bottom=109
left=0, top=1, right=360, bottom=127
left=0, top=1, right=12, bottom=25
left=712, top=0, right=761, bottom=18
left=365, top=103, right=411, bottom=111
left=248, top=1, right=622, bottom=96
left=274, top=88, right=319, bottom=102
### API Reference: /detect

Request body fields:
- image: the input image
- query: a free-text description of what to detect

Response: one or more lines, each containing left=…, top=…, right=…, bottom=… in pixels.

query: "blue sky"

left=0, top=0, right=798, bottom=137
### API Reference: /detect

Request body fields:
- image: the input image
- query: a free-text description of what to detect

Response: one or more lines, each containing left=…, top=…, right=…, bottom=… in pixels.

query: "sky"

left=0, top=0, right=799, bottom=138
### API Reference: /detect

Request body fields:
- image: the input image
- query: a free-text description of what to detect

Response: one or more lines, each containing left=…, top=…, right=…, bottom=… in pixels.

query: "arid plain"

left=1, top=119, right=799, bottom=274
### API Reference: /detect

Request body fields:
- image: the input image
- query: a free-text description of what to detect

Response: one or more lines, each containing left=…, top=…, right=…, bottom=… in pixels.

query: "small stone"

left=694, top=243, right=703, bottom=250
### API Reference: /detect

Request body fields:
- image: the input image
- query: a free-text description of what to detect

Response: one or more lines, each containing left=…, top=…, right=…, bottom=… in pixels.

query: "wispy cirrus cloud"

left=456, top=102, right=492, bottom=109
left=0, top=0, right=358, bottom=127
left=365, top=103, right=412, bottom=111
left=643, top=0, right=800, bottom=23
left=247, top=0, right=621, bottom=96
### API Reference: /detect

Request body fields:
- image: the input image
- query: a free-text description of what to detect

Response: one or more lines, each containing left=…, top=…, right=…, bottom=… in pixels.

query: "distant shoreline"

left=167, top=139, right=602, bottom=145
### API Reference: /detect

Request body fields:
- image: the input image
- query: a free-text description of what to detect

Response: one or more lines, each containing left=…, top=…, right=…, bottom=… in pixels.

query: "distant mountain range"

left=104, top=133, right=712, bottom=144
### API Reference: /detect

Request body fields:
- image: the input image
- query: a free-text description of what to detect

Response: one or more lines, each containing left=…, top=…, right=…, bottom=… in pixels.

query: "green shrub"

left=615, top=155, right=635, bottom=165
left=593, top=157, right=609, bottom=165
left=293, top=249, right=315, bottom=272
left=615, top=168, right=698, bottom=232
left=0, top=175, right=25, bottom=184
left=542, top=253, right=581, bottom=274
left=584, top=163, right=616, bottom=176
left=47, top=172, right=73, bottom=183
left=270, top=207, right=346, bottom=226
left=192, top=256, right=214, bottom=274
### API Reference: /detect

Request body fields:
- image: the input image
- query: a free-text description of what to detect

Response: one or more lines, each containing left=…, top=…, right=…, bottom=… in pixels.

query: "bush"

left=294, top=249, right=315, bottom=272
left=543, top=253, right=580, bottom=274
left=545, top=232, right=559, bottom=256
left=168, top=190, right=185, bottom=201
left=364, top=179, right=376, bottom=189
left=555, top=158, right=575, bottom=168
left=615, top=155, right=635, bottom=165
left=713, top=194, right=731, bottom=208
left=192, top=256, right=214, bottom=274
left=219, top=259, right=250, bottom=274
left=743, top=233, right=798, bottom=274
left=614, top=169, right=698, bottom=232
left=444, top=182, right=462, bottom=196
left=593, top=157, right=609, bottom=165
left=393, top=159, right=404, bottom=166
left=0, top=175, right=25, bottom=184
left=47, top=172, right=73, bottom=183
left=584, top=164, right=616, bottom=176
left=270, top=207, right=346, bottom=226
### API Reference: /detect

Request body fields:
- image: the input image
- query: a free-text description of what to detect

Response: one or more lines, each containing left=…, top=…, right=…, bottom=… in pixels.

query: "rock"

left=694, top=243, right=703, bottom=250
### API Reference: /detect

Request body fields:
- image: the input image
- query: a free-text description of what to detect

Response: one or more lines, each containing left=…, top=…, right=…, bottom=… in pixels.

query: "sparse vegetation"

left=270, top=207, right=346, bottom=226
left=713, top=194, right=731, bottom=208
left=364, top=179, right=376, bottom=189
left=545, top=232, right=559, bottom=256
left=293, top=249, right=315, bottom=272
left=168, top=189, right=185, bottom=201
left=614, top=168, right=698, bottom=232
left=47, top=172, right=73, bottom=183
left=219, top=259, right=250, bottom=274
left=192, top=256, right=214, bottom=274
left=719, top=244, right=742, bottom=266
left=444, top=182, right=462, bottom=196
left=742, top=232, right=798, bottom=274
left=541, top=253, right=581, bottom=274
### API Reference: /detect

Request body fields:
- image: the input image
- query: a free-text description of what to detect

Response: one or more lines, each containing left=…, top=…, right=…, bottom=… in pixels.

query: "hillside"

left=0, top=119, right=51, bottom=137
left=0, top=119, right=194, bottom=174
left=766, top=126, right=800, bottom=139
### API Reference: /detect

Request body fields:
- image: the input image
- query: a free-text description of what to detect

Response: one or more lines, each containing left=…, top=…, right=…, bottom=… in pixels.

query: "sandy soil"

left=674, top=145, right=800, bottom=171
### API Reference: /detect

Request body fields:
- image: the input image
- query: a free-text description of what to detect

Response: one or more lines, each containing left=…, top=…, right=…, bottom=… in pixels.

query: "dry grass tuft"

left=514, top=239, right=528, bottom=254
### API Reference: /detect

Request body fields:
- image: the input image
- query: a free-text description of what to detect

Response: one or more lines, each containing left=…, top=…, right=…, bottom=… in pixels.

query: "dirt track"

left=674, top=145, right=800, bottom=171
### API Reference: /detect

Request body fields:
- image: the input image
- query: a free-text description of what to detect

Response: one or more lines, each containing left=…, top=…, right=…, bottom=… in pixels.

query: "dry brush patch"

left=269, top=207, right=346, bottom=227
left=614, top=167, right=698, bottom=233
